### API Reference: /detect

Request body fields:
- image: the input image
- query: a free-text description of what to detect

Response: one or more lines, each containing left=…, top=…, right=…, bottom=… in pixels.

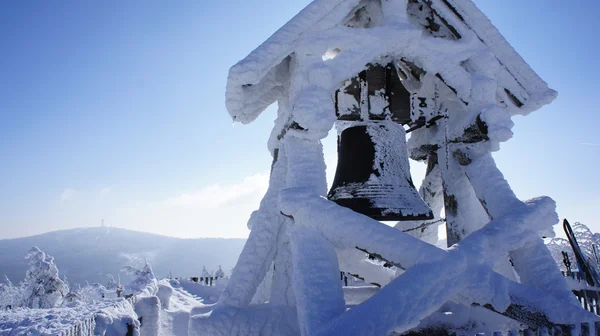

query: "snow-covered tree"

left=0, top=275, right=24, bottom=308
left=4, top=275, right=13, bottom=287
left=79, top=282, right=108, bottom=303
left=546, top=222, right=600, bottom=274
left=122, top=262, right=156, bottom=293
left=23, top=247, right=67, bottom=309
left=545, top=237, right=575, bottom=273
left=106, top=274, right=118, bottom=290
left=215, top=265, right=225, bottom=278
left=594, top=233, right=600, bottom=245
left=62, top=275, right=70, bottom=295
left=572, top=222, right=600, bottom=268
left=201, top=265, right=210, bottom=278
left=62, top=288, right=82, bottom=306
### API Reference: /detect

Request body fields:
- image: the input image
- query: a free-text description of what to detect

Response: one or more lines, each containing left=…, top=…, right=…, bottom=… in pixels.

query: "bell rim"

left=329, top=197, right=434, bottom=221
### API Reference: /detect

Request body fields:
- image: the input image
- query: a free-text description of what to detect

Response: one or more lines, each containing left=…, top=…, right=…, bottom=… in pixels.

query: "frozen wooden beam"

left=217, top=147, right=289, bottom=308
left=395, top=151, right=445, bottom=245
left=269, top=220, right=296, bottom=306
left=282, top=131, right=347, bottom=335
left=439, top=148, right=488, bottom=247
left=279, top=190, right=594, bottom=332
left=291, top=227, right=345, bottom=336
left=461, top=152, right=575, bottom=303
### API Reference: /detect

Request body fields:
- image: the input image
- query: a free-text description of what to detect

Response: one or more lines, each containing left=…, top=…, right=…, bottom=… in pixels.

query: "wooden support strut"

left=460, top=152, right=576, bottom=301
left=216, top=143, right=290, bottom=308
left=283, top=130, right=345, bottom=336
left=395, top=151, right=445, bottom=244
left=433, top=118, right=584, bottom=326
left=278, top=190, right=592, bottom=335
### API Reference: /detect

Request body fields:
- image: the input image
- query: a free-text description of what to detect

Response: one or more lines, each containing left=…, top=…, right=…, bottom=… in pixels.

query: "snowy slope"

left=0, top=227, right=245, bottom=286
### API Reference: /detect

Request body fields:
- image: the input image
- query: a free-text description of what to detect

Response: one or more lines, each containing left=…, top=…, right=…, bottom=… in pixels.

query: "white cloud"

left=31, top=148, right=429, bottom=240
left=112, top=172, right=270, bottom=238
left=164, top=173, right=268, bottom=208
left=60, top=188, right=75, bottom=201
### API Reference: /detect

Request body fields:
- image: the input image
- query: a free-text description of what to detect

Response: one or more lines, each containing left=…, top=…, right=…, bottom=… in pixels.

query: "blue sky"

left=0, top=0, right=598, bottom=239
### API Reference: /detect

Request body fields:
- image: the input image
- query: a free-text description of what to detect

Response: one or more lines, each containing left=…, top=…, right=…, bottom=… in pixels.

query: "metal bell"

left=327, top=121, right=433, bottom=221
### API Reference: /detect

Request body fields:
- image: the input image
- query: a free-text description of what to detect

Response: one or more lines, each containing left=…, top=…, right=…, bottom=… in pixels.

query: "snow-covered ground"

left=157, top=278, right=227, bottom=336
left=0, top=234, right=240, bottom=336
left=0, top=298, right=136, bottom=336
left=0, top=277, right=227, bottom=336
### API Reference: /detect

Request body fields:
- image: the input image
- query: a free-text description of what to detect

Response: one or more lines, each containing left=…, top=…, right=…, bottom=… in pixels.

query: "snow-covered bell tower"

left=190, top=0, right=598, bottom=335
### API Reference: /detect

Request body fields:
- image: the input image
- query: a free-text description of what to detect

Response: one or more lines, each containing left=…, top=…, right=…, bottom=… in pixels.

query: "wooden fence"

left=57, top=295, right=141, bottom=336
left=562, top=271, right=600, bottom=315
left=59, top=314, right=96, bottom=336
left=186, top=276, right=220, bottom=286
left=403, top=322, right=600, bottom=336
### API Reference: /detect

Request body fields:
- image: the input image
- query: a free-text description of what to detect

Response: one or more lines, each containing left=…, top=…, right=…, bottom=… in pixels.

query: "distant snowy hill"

left=0, top=227, right=245, bottom=286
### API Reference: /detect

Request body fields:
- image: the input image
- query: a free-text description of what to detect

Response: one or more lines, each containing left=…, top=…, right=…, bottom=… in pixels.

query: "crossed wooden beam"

left=278, top=141, right=597, bottom=335
left=280, top=191, right=595, bottom=335
left=212, top=124, right=597, bottom=335
left=217, top=22, right=595, bottom=332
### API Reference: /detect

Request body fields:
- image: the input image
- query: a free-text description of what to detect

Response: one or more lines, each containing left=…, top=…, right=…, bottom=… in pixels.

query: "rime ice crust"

left=215, top=0, right=578, bottom=335
left=225, top=0, right=556, bottom=145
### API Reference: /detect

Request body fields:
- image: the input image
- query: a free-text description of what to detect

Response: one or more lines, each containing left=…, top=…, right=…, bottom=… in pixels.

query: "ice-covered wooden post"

left=190, top=0, right=599, bottom=335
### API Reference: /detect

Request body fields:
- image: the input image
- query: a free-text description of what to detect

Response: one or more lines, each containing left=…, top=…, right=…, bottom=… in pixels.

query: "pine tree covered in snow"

left=79, top=282, right=108, bottom=303
left=0, top=275, right=24, bottom=308
left=215, top=265, right=225, bottom=278
left=545, top=237, right=575, bottom=273
left=572, top=222, right=600, bottom=268
left=62, top=287, right=82, bottom=306
left=201, top=265, right=210, bottom=278
left=121, top=262, right=156, bottom=293
left=62, top=275, right=70, bottom=295
left=106, top=273, right=118, bottom=290
left=545, top=222, right=600, bottom=273
left=23, top=247, right=67, bottom=309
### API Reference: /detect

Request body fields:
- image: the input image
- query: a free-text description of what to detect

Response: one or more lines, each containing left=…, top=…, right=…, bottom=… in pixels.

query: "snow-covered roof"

left=225, top=0, right=556, bottom=124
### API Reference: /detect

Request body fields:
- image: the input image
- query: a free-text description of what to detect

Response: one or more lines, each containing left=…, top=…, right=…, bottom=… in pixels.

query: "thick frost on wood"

left=438, top=145, right=490, bottom=247
left=283, top=136, right=328, bottom=196
left=280, top=188, right=443, bottom=269
left=336, top=247, right=397, bottom=286
left=226, top=0, right=556, bottom=157
left=225, top=0, right=360, bottom=124
left=189, top=305, right=300, bottom=336
left=461, top=152, right=574, bottom=303
left=216, top=0, right=582, bottom=334
left=217, top=147, right=289, bottom=308
left=291, top=228, right=345, bottom=336
left=279, top=190, right=597, bottom=333
left=436, top=0, right=556, bottom=110
left=135, top=296, right=161, bottom=336
left=269, top=223, right=296, bottom=306
left=395, top=155, right=444, bottom=245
